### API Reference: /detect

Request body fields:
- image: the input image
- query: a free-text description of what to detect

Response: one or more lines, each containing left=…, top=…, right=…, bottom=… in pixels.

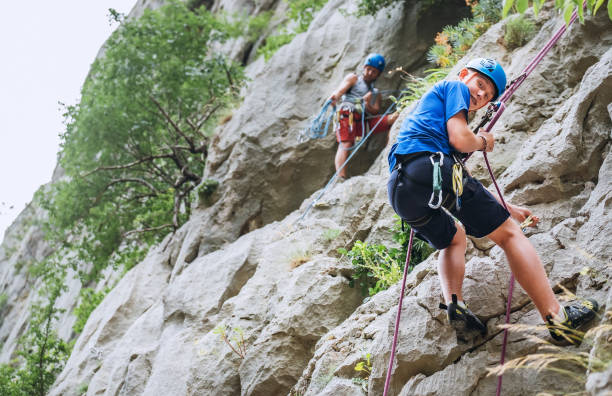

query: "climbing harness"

left=336, top=100, right=367, bottom=152
left=297, top=99, right=336, bottom=142
left=383, top=5, right=585, bottom=396
left=427, top=152, right=444, bottom=209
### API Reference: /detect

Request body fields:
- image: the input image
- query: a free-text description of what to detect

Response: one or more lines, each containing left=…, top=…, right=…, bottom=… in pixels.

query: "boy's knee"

left=449, top=223, right=466, bottom=248
left=488, top=218, right=523, bottom=248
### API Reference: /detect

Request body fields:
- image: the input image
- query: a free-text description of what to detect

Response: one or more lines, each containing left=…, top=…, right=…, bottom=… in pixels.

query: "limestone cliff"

left=1, top=0, right=610, bottom=395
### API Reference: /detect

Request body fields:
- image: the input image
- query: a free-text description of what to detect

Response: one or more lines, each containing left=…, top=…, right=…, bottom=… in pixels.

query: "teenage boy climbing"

left=387, top=58, right=598, bottom=343
left=329, top=53, right=399, bottom=180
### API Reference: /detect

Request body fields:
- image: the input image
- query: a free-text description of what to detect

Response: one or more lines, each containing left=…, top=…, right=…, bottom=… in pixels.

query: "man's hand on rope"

left=508, top=204, right=539, bottom=228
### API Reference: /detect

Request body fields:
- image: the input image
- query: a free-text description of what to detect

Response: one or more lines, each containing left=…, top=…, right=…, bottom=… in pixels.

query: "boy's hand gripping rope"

left=383, top=6, right=584, bottom=396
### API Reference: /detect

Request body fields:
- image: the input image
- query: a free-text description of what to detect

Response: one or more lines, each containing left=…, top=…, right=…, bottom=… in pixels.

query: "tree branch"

left=81, top=154, right=174, bottom=177
left=123, top=223, right=174, bottom=237
left=149, top=95, right=196, bottom=151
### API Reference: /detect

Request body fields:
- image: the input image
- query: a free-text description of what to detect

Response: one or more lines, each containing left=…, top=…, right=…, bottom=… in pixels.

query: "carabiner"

left=428, top=152, right=444, bottom=209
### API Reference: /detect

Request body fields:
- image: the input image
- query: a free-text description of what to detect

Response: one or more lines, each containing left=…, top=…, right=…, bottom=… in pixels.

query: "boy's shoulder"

left=430, top=79, right=469, bottom=100
left=434, top=79, right=467, bottom=91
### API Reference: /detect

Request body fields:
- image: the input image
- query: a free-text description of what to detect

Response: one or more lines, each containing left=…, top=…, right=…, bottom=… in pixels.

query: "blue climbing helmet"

left=466, top=58, right=507, bottom=100
left=364, top=53, right=386, bottom=73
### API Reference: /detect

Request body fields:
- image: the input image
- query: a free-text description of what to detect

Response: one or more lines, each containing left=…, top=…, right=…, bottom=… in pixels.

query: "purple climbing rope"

left=382, top=5, right=583, bottom=396
left=491, top=7, right=582, bottom=396
left=382, top=229, right=414, bottom=396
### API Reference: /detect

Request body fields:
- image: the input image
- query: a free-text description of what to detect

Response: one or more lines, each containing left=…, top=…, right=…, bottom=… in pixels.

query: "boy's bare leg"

left=487, top=217, right=561, bottom=319
left=334, top=141, right=353, bottom=178
left=438, top=224, right=467, bottom=303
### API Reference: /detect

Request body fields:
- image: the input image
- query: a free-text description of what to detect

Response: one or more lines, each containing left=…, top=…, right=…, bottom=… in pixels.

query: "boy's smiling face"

left=459, top=68, right=497, bottom=111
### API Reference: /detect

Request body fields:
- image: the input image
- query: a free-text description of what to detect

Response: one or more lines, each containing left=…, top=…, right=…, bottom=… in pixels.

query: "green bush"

left=504, top=14, right=536, bottom=49
left=73, top=287, right=112, bottom=334
left=339, top=218, right=434, bottom=296
left=257, top=31, right=297, bottom=61
left=427, top=0, right=502, bottom=68
left=256, top=0, right=329, bottom=61
left=320, top=228, right=341, bottom=243
left=0, top=256, right=71, bottom=396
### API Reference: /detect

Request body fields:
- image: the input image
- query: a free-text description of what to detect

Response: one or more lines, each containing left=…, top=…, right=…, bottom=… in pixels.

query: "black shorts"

left=387, top=153, right=510, bottom=250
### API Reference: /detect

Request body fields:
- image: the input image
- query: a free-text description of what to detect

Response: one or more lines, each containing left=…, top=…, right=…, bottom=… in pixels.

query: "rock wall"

left=1, top=1, right=610, bottom=396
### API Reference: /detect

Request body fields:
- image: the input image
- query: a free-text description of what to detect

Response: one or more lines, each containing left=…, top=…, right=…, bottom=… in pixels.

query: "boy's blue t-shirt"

left=388, top=80, right=471, bottom=171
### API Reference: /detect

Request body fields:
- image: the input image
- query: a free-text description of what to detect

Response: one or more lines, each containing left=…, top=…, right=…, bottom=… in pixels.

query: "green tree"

left=43, top=1, right=245, bottom=281
left=0, top=256, right=71, bottom=396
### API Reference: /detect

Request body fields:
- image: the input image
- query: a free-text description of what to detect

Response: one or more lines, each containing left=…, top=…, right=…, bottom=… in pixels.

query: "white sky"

left=0, top=1, right=137, bottom=242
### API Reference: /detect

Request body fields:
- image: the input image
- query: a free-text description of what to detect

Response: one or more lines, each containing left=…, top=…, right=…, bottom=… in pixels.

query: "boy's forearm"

left=449, top=126, right=485, bottom=152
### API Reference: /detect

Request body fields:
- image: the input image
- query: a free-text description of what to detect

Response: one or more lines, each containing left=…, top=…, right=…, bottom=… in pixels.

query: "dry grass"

left=487, top=313, right=612, bottom=393
left=288, top=248, right=312, bottom=269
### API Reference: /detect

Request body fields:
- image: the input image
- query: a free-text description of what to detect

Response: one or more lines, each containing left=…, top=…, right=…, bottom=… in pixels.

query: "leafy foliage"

left=257, top=0, right=329, bottom=60
left=320, top=228, right=341, bottom=243
left=257, top=31, right=297, bottom=61
left=0, top=255, right=71, bottom=396
left=352, top=353, right=372, bottom=391
left=391, top=67, right=450, bottom=113
left=213, top=324, right=248, bottom=359
left=72, top=287, right=112, bottom=334
left=504, top=14, right=536, bottom=49
left=287, top=0, right=329, bottom=33
left=339, top=217, right=434, bottom=296
left=504, top=0, right=612, bottom=23
left=427, top=0, right=502, bottom=68
left=354, top=0, right=445, bottom=17
left=42, top=1, right=245, bottom=282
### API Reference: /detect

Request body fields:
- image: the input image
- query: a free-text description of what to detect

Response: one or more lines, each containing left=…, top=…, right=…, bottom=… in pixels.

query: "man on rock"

left=329, top=53, right=399, bottom=181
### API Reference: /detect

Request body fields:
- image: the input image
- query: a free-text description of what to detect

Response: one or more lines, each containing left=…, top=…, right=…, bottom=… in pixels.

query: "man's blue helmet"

left=466, top=58, right=507, bottom=100
left=364, top=53, right=386, bottom=73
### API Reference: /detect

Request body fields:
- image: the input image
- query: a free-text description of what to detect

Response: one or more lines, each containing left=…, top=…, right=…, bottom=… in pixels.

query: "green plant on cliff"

left=352, top=352, right=372, bottom=391
left=504, top=14, right=536, bottom=49
left=213, top=324, right=248, bottom=359
left=427, top=0, right=502, bottom=68
left=257, top=0, right=329, bottom=60
left=41, top=1, right=245, bottom=283
left=0, top=255, right=71, bottom=396
left=339, top=217, right=434, bottom=296
left=72, top=287, right=112, bottom=334
left=504, top=0, right=612, bottom=24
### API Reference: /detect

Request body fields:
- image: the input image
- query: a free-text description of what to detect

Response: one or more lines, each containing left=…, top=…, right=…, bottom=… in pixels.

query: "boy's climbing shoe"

left=546, top=298, right=599, bottom=345
left=439, top=294, right=487, bottom=335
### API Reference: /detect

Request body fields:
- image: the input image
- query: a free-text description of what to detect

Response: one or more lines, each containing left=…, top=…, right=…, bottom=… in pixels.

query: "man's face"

left=363, top=65, right=381, bottom=83
left=460, top=69, right=496, bottom=111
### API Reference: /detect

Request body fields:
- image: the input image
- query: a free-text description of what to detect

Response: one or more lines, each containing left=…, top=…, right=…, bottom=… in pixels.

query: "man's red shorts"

left=335, top=109, right=391, bottom=143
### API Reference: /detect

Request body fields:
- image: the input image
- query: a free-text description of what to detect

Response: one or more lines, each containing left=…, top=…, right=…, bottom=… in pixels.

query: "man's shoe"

left=439, top=294, right=487, bottom=335
left=546, top=298, right=599, bottom=345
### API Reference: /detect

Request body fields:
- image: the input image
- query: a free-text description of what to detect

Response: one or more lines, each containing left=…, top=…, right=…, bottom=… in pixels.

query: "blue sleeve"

left=444, top=81, right=470, bottom=123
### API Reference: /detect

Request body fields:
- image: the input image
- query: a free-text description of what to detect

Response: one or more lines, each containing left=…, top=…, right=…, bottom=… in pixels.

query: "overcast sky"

left=0, top=1, right=137, bottom=241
